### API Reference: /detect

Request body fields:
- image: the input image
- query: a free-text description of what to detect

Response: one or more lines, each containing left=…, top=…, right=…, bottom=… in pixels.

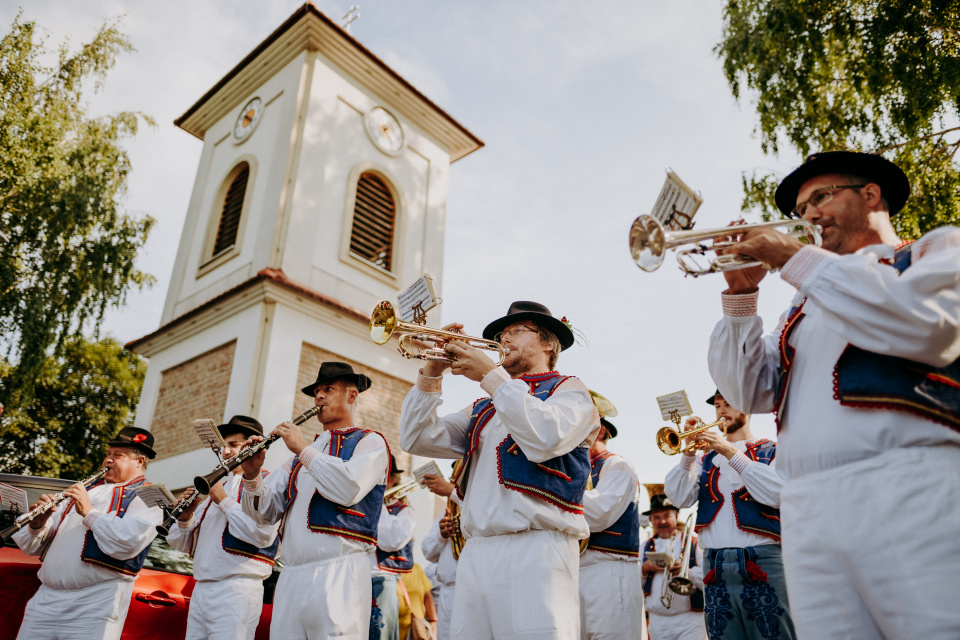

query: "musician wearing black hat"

left=400, top=301, right=598, bottom=639
left=166, top=416, right=280, bottom=640
left=708, top=150, right=960, bottom=638
left=578, top=416, right=646, bottom=640
left=237, top=361, right=390, bottom=639
left=12, top=426, right=163, bottom=640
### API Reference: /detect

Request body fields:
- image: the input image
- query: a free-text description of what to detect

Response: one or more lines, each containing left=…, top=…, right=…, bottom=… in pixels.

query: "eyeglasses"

left=496, top=326, right=536, bottom=343
left=790, top=184, right=866, bottom=219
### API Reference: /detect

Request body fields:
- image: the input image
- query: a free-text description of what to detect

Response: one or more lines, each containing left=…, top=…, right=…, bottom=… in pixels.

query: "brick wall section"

left=295, top=343, right=413, bottom=472
left=151, top=341, right=236, bottom=460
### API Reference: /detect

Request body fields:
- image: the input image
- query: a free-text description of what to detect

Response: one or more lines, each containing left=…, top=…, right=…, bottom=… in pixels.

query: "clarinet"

left=156, top=490, right=203, bottom=536
left=193, top=406, right=321, bottom=494
left=0, top=468, right=108, bottom=541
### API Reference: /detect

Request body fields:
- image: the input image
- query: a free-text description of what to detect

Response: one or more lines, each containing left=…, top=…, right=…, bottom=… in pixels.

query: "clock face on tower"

left=364, top=106, right=405, bottom=156
left=233, top=97, right=263, bottom=143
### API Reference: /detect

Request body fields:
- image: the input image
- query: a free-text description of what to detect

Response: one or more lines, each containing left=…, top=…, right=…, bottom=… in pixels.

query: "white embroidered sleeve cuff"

left=178, top=517, right=194, bottom=529
left=720, top=291, right=758, bottom=317
left=297, top=446, right=320, bottom=468
left=480, top=367, right=510, bottom=396
left=242, top=475, right=264, bottom=493
left=217, top=498, right=238, bottom=514
left=728, top=452, right=752, bottom=475
left=679, top=454, right=698, bottom=471
left=82, top=510, right=102, bottom=529
left=781, top=246, right=832, bottom=289
left=416, top=371, right=443, bottom=393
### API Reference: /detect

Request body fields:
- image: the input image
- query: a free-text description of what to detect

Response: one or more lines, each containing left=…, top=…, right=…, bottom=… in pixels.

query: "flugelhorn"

left=370, top=301, right=508, bottom=365
left=0, top=468, right=108, bottom=541
left=629, top=214, right=821, bottom=277
left=193, top=406, right=321, bottom=494
left=656, top=417, right=727, bottom=456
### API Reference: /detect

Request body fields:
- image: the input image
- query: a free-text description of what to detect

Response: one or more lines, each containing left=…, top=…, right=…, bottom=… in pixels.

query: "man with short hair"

left=239, top=361, right=390, bottom=639
left=579, top=416, right=646, bottom=640
left=167, top=415, right=280, bottom=640
left=640, top=495, right=705, bottom=640
left=12, top=427, right=163, bottom=640
left=400, top=301, right=598, bottom=639
left=665, top=391, right=794, bottom=640
left=708, top=151, right=960, bottom=638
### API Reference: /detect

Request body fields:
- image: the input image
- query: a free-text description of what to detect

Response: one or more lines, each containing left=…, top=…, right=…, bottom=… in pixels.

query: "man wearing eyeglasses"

left=707, top=151, right=960, bottom=639
left=399, top=301, right=598, bottom=639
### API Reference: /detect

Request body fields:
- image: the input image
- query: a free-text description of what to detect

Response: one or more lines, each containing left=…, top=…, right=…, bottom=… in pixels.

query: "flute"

left=0, top=468, right=108, bottom=541
left=193, top=406, right=321, bottom=494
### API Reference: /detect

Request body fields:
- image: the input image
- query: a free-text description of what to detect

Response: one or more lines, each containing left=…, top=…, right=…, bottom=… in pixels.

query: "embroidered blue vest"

left=285, top=429, right=386, bottom=544
left=832, top=243, right=960, bottom=431
left=375, top=501, right=415, bottom=574
left=80, top=477, right=152, bottom=576
left=585, top=452, right=640, bottom=557
left=641, top=536, right=704, bottom=611
left=695, top=441, right=780, bottom=542
left=454, top=372, right=591, bottom=513
left=193, top=473, right=279, bottom=565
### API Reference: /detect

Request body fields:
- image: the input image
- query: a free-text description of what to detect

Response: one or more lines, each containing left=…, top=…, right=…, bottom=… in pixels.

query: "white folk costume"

left=12, top=474, right=162, bottom=640
left=370, top=498, right=417, bottom=640
left=421, top=500, right=461, bottom=640
left=579, top=449, right=646, bottom=640
left=240, top=428, right=389, bottom=640
left=642, top=533, right=706, bottom=640
left=400, top=366, right=597, bottom=640
left=709, top=228, right=960, bottom=639
left=166, top=472, right=280, bottom=640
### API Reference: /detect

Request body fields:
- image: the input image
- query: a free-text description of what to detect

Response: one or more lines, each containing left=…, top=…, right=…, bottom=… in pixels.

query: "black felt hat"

left=301, top=362, right=372, bottom=397
left=217, top=415, right=264, bottom=439
left=600, top=417, right=618, bottom=439
left=775, top=151, right=910, bottom=217
left=706, top=389, right=722, bottom=406
left=482, top=301, right=574, bottom=351
left=106, top=427, right=157, bottom=460
left=642, top=493, right=680, bottom=516
left=390, top=455, right=404, bottom=475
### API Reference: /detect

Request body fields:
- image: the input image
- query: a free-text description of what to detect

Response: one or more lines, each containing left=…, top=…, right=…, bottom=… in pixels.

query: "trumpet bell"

left=656, top=418, right=727, bottom=455
left=370, top=301, right=397, bottom=345
left=629, top=215, right=667, bottom=272
left=668, top=576, right=698, bottom=596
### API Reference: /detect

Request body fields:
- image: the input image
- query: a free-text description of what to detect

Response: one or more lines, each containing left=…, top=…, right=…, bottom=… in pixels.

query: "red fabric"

left=703, top=568, right=717, bottom=585
left=745, top=559, right=768, bottom=582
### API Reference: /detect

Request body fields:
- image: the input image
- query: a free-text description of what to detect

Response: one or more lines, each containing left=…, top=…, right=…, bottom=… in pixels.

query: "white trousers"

left=186, top=577, right=264, bottom=640
left=579, top=559, right=646, bottom=640
left=437, top=584, right=456, bottom=640
left=781, top=446, right=960, bottom=640
left=270, top=552, right=371, bottom=640
left=647, top=611, right=707, bottom=640
left=17, top=580, right=134, bottom=640
left=450, top=529, right=580, bottom=640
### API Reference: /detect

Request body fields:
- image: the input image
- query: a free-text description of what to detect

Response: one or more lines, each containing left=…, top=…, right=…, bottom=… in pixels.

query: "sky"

left=3, top=1, right=810, bottom=486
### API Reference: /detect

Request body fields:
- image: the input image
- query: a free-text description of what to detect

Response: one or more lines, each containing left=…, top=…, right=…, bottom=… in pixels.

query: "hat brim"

left=106, top=439, right=157, bottom=459
left=482, top=312, right=574, bottom=351
left=301, top=373, right=372, bottom=397
left=641, top=504, right=680, bottom=516
left=216, top=424, right=262, bottom=439
left=775, top=151, right=910, bottom=217
left=600, top=417, right=617, bottom=439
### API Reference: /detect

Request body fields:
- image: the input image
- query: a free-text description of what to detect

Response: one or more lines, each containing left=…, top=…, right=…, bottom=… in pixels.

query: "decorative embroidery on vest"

left=77, top=476, right=151, bottom=576
left=774, top=301, right=806, bottom=432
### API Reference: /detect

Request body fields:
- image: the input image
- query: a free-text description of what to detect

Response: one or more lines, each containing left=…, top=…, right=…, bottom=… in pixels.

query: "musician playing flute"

left=708, top=151, right=960, bottom=639
left=12, top=427, right=163, bottom=640
left=665, top=391, right=795, bottom=640
left=400, top=301, right=598, bottom=639
left=579, top=416, right=646, bottom=640
left=166, top=415, right=280, bottom=640
left=238, top=362, right=390, bottom=639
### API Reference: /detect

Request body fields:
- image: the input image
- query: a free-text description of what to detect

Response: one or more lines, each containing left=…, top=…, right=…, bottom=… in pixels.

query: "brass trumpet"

left=383, top=478, right=421, bottom=501
left=629, top=214, right=821, bottom=277
left=656, top=418, right=727, bottom=456
left=369, top=301, right=508, bottom=365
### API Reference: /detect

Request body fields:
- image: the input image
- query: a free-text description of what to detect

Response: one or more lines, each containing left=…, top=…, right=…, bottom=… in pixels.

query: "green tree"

left=717, top=0, right=960, bottom=237
left=0, top=15, right=154, bottom=405
left=0, top=335, right=146, bottom=478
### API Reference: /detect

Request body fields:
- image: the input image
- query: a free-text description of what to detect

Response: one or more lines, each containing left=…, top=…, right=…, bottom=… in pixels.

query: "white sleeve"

left=377, top=504, right=417, bottom=552
left=241, top=460, right=293, bottom=526
left=164, top=500, right=205, bottom=554
left=582, top=458, right=637, bottom=532
left=11, top=506, right=65, bottom=556
left=664, top=454, right=702, bottom=509
left=82, top=497, right=162, bottom=559
left=728, top=452, right=785, bottom=508
left=421, top=516, right=446, bottom=564
left=219, top=497, right=280, bottom=548
left=301, top=433, right=389, bottom=507
left=399, top=375, right=471, bottom=459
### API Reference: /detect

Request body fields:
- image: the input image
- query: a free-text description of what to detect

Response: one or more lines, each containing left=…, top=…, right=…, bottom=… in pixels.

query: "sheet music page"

left=192, top=419, right=224, bottom=449
left=650, top=171, right=703, bottom=231
left=135, top=484, right=175, bottom=509
left=656, top=390, right=693, bottom=421
left=413, top=460, right=443, bottom=485
left=398, top=274, right=439, bottom=322
left=0, top=483, right=28, bottom=514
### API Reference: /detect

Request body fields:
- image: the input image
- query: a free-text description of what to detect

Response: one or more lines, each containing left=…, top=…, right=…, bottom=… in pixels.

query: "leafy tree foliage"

left=0, top=335, right=146, bottom=478
left=717, top=0, right=960, bottom=236
left=0, top=15, right=154, bottom=404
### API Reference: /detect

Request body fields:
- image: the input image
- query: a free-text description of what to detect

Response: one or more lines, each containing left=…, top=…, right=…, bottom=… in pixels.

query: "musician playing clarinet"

left=400, top=301, right=597, bottom=639
left=166, top=416, right=280, bottom=640
left=238, top=361, right=390, bottom=639
left=12, top=427, right=163, bottom=640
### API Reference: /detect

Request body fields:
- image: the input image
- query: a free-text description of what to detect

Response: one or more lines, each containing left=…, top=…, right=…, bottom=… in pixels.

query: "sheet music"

left=0, top=483, right=28, bottom=514
left=192, top=419, right=224, bottom=449
left=656, top=390, right=693, bottom=422
left=413, top=460, right=443, bottom=485
left=134, top=484, right=176, bottom=509
left=398, top=274, right=439, bottom=323
left=650, top=171, right=703, bottom=231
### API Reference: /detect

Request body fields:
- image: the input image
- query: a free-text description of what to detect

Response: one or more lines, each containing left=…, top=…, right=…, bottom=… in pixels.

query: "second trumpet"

left=656, top=418, right=727, bottom=456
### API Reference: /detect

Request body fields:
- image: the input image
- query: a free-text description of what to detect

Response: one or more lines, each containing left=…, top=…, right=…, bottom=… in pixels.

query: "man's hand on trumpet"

left=683, top=416, right=738, bottom=459
left=417, top=323, right=463, bottom=378
left=445, top=341, right=497, bottom=382
left=718, top=223, right=806, bottom=294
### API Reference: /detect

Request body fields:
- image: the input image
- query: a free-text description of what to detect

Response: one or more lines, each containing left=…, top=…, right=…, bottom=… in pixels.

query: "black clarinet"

left=193, top=406, right=320, bottom=494
left=156, top=490, right=202, bottom=536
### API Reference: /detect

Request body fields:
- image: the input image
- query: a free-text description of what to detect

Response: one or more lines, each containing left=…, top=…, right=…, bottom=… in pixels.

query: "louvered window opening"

left=213, top=163, right=250, bottom=257
left=350, top=173, right=396, bottom=271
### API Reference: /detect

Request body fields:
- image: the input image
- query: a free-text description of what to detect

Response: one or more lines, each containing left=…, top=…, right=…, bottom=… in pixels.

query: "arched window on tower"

left=212, top=162, right=250, bottom=258
left=349, top=172, right=396, bottom=271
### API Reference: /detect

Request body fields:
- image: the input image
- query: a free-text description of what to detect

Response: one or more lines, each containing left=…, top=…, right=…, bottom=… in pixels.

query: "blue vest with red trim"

left=695, top=441, right=780, bottom=542
left=641, top=536, right=704, bottom=611
left=375, top=501, right=415, bottom=573
left=284, top=429, right=386, bottom=544
left=80, top=477, right=152, bottom=577
left=193, top=473, right=280, bottom=564
left=456, top=372, right=590, bottom=514
left=585, top=452, right=640, bottom=557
